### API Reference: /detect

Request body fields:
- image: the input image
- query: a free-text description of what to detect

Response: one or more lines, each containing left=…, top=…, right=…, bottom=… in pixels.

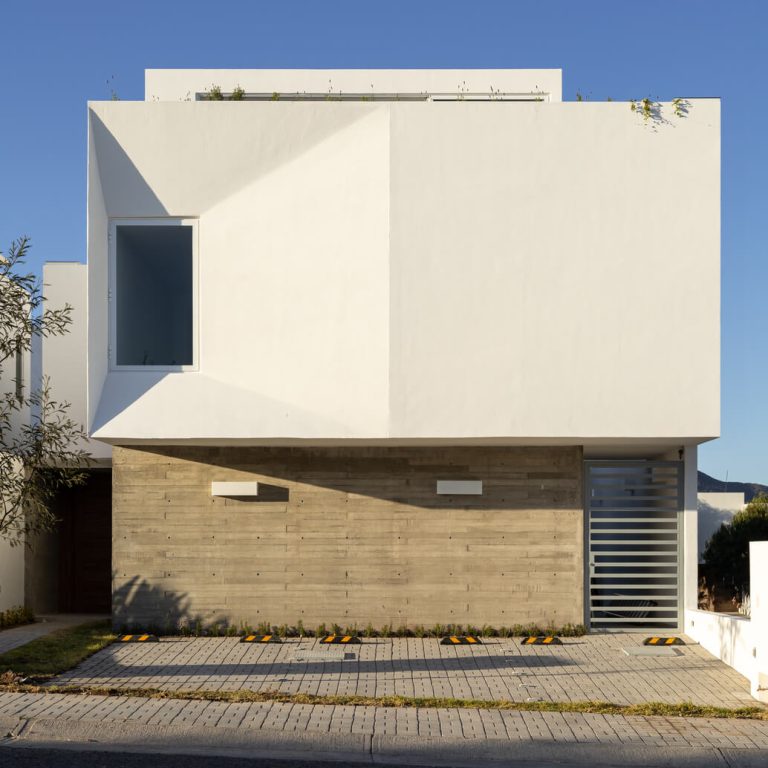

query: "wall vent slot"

left=211, top=481, right=259, bottom=497
left=436, top=480, right=483, bottom=495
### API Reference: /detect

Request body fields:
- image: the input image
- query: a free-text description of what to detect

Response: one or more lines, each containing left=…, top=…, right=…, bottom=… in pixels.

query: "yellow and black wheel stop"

left=440, top=636, right=482, bottom=645
left=240, top=634, right=282, bottom=643
left=521, top=636, right=562, bottom=645
left=118, top=634, right=159, bottom=643
left=319, top=635, right=361, bottom=644
left=643, top=636, right=685, bottom=646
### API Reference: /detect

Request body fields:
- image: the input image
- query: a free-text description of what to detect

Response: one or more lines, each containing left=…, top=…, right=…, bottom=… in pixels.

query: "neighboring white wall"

left=145, top=69, right=563, bottom=102
left=0, top=325, right=30, bottom=612
left=86, top=75, right=719, bottom=444
left=685, top=541, right=768, bottom=702
left=751, top=541, right=768, bottom=702
left=698, top=492, right=745, bottom=561
left=43, top=263, right=111, bottom=460
left=0, top=541, right=24, bottom=612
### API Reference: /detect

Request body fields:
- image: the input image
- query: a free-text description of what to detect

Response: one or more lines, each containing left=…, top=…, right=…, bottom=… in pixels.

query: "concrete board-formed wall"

left=87, top=94, right=719, bottom=445
left=112, top=445, right=583, bottom=628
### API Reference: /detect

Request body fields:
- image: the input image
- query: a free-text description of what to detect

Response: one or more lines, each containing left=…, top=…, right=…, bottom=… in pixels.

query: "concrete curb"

left=6, top=717, right=370, bottom=762
left=0, top=716, right=24, bottom=738
left=1, top=715, right=767, bottom=767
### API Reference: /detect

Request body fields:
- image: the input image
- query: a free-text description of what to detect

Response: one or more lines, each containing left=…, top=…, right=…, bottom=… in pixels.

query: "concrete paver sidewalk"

left=1, top=689, right=767, bottom=765
left=2, top=632, right=767, bottom=765
left=51, top=633, right=756, bottom=708
left=0, top=615, right=108, bottom=656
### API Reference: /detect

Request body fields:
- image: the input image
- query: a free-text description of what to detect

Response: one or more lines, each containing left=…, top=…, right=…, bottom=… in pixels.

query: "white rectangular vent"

left=211, top=481, right=259, bottom=497
left=436, top=480, right=483, bottom=495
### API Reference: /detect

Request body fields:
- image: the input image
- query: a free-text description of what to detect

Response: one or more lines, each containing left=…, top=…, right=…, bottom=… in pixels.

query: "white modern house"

left=37, top=68, right=723, bottom=633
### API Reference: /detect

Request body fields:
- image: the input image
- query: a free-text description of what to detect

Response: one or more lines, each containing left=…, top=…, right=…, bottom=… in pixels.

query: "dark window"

left=115, top=225, right=193, bottom=366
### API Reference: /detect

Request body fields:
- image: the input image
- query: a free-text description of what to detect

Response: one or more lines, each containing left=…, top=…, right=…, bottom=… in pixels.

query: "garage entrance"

left=586, top=461, right=682, bottom=631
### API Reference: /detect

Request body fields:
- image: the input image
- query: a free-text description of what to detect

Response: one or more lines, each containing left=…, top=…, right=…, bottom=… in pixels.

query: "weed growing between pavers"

left=0, top=605, right=35, bottom=630
left=1, top=684, right=766, bottom=720
left=0, top=621, right=115, bottom=679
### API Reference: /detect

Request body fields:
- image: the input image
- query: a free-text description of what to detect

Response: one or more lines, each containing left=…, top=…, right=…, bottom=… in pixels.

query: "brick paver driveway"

left=52, top=633, right=756, bottom=708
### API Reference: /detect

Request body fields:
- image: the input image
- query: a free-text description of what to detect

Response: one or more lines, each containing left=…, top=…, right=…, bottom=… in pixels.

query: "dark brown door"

left=57, top=470, right=112, bottom=613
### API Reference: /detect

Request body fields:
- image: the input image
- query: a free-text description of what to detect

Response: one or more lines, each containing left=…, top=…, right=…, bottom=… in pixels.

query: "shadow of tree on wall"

left=112, top=574, right=205, bottom=634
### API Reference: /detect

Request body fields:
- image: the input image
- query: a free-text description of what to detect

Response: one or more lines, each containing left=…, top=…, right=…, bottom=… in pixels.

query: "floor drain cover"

left=623, top=646, right=681, bottom=657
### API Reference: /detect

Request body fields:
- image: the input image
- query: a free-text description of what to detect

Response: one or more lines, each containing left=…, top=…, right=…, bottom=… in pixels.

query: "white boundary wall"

left=685, top=541, right=768, bottom=702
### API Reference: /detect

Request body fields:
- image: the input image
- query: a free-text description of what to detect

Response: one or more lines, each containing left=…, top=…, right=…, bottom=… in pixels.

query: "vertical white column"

left=682, top=444, right=699, bottom=612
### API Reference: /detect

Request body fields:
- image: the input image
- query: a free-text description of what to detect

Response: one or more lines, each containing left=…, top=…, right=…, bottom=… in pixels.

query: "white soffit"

left=436, top=480, right=483, bottom=495
left=211, top=481, right=259, bottom=497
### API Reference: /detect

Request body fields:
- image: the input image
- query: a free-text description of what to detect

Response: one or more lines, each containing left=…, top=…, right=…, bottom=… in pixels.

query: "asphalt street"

left=0, top=747, right=375, bottom=768
left=3, top=743, right=767, bottom=768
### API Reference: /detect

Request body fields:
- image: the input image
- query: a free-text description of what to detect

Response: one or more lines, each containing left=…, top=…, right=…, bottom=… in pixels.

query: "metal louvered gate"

left=586, top=461, right=683, bottom=631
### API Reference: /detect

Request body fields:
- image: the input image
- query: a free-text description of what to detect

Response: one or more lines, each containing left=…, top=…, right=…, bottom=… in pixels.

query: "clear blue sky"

left=1, top=1, right=765, bottom=484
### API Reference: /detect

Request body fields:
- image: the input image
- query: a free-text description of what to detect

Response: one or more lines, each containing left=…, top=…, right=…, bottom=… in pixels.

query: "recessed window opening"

left=114, top=223, right=194, bottom=367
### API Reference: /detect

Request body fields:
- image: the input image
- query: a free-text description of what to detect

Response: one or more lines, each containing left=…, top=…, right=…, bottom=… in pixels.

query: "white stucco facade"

left=86, top=69, right=720, bottom=447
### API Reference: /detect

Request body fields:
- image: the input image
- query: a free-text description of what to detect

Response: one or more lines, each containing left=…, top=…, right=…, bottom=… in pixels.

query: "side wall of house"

left=112, top=445, right=583, bottom=629
left=0, top=540, right=25, bottom=613
left=0, top=342, right=29, bottom=613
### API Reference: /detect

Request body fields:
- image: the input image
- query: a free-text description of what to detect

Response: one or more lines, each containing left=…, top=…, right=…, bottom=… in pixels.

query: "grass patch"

left=0, top=620, right=115, bottom=680
left=1, top=684, right=765, bottom=720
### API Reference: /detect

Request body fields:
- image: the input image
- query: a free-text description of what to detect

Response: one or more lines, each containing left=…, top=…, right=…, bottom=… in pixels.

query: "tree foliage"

left=702, top=493, right=768, bottom=598
left=0, top=236, right=90, bottom=546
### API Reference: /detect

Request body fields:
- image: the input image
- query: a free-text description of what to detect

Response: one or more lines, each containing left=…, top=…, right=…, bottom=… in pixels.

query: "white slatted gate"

left=586, top=461, right=683, bottom=630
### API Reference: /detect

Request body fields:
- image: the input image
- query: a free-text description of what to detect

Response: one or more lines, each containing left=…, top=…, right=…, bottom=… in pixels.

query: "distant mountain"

left=698, top=471, right=768, bottom=503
